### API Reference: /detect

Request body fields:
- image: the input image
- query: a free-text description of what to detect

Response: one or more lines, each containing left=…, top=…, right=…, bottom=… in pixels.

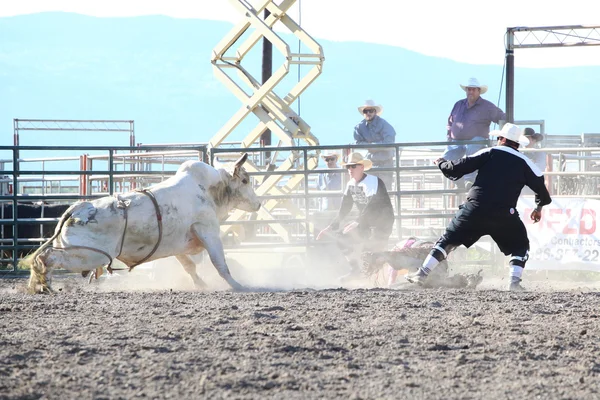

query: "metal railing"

left=1, top=138, right=598, bottom=273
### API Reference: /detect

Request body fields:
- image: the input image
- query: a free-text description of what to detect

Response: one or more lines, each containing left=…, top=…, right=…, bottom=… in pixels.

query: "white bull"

left=26, top=153, right=260, bottom=293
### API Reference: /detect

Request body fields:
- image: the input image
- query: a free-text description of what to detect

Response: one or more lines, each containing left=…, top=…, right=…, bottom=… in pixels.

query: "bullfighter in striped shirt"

left=407, top=123, right=552, bottom=291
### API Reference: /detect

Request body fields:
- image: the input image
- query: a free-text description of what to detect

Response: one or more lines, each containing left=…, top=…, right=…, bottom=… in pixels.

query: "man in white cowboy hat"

left=406, top=123, right=552, bottom=291
left=318, top=152, right=395, bottom=283
left=443, top=78, right=506, bottom=189
left=520, top=127, right=549, bottom=196
left=318, top=152, right=342, bottom=211
left=354, top=99, right=397, bottom=190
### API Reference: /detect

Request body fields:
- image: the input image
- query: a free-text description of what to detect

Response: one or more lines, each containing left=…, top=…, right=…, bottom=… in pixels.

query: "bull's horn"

left=234, top=153, right=249, bottom=168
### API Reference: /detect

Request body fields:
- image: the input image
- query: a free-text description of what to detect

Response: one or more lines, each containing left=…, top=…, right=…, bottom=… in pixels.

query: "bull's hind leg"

left=28, top=254, right=52, bottom=294
left=29, top=247, right=111, bottom=293
left=175, top=255, right=207, bottom=289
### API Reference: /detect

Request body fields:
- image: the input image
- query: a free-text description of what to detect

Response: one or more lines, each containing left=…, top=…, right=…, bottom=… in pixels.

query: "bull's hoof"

left=192, top=281, right=208, bottom=291
left=39, top=286, right=53, bottom=295
left=229, top=283, right=247, bottom=292
left=85, top=267, right=105, bottom=284
left=28, top=284, right=53, bottom=295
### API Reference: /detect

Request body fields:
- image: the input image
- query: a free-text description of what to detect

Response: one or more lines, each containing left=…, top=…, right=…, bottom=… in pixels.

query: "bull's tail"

left=24, top=205, right=76, bottom=294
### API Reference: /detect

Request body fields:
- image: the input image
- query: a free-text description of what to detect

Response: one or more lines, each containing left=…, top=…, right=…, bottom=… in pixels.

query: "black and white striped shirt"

left=438, top=146, right=552, bottom=211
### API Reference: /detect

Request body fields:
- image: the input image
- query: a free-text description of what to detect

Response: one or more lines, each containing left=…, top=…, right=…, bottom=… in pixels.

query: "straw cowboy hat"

left=491, top=123, right=530, bottom=147
left=342, top=152, right=373, bottom=170
left=460, top=78, right=488, bottom=95
left=357, top=99, right=383, bottom=116
left=523, top=127, right=544, bottom=142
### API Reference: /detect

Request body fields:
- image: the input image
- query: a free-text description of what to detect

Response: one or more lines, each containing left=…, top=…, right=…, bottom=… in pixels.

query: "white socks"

left=421, top=254, right=440, bottom=275
left=510, top=265, right=524, bottom=282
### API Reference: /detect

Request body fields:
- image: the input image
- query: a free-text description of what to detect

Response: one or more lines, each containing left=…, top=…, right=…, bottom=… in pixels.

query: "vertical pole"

left=129, top=121, right=136, bottom=190
left=79, top=155, right=85, bottom=196
left=13, top=119, right=19, bottom=166
left=108, top=150, right=114, bottom=196
left=303, top=148, right=309, bottom=245
left=11, top=146, right=18, bottom=269
left=545, top=153, right=553, bottom=195
left=130, top=120, right=135, bottom=147
left=395, top=145, right=401, bottom=240
left=296, top=0, right=303, bottom=120
left=505, top=29, right=515, bottom=123
left=79, top=154, right=89, bottom=196
left=260, top=9, right=273, bottom=162
left=13, top=119, right=19, bottom=146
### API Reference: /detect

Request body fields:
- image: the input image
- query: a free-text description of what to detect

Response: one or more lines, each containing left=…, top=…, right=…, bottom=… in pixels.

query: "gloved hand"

left=316, top=226, right=330, bottom=241
left=343, top=221, right=359, bottom=234
left=530, top=208, right=542, bottom=223
left=317, top=223, right=340, bottom=241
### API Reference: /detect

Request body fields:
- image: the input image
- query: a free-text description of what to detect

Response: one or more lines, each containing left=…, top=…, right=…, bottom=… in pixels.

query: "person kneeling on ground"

left=318, top=152, right=394, bottom=282
left=361, top=237, right=483, bottom=290
left=406, top=123, right=552, bottom=291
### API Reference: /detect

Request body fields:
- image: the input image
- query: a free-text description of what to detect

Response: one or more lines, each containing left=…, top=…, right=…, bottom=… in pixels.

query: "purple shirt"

left=448, top=97, right=506, bottom=140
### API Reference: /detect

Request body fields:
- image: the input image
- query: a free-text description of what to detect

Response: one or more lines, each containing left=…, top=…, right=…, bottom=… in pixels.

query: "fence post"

left=79, top=154, right=88, bottom=196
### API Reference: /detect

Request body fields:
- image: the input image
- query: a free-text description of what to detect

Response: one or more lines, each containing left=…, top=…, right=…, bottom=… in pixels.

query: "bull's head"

left=231, top=153, right=261, bottom=212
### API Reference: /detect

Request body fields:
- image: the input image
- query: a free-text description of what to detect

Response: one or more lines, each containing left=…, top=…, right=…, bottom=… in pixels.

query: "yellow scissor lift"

left=211, top=0, right=324, bottom=243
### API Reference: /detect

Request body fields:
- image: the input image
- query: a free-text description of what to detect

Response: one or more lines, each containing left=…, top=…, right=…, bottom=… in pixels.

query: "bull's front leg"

left=191, top=221, right=244, bottom=291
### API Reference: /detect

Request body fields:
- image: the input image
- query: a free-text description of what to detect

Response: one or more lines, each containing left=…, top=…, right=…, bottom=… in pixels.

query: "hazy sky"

left=2, top=0, right=600, bottom=67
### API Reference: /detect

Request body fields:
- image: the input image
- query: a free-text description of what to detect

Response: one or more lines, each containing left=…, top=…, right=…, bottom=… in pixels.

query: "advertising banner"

left=517, top=197, right=600, bottom=272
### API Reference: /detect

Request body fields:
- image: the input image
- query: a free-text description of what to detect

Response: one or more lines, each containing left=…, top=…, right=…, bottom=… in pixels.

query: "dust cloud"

left=83, top=245, right=600, bottom=293
left=89, top=243, right=359, bottom=292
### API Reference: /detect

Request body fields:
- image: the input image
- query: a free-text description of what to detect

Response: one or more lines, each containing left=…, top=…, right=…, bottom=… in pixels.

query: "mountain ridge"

left=1, top=12, right=597, bottom=147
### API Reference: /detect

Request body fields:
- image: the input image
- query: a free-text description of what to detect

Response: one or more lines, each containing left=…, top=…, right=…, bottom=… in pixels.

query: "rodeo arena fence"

left=1, top=134, right=599, bottom=280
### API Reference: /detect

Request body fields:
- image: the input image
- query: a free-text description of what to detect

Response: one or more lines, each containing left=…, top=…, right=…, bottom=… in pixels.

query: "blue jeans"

left=442, top=137, right=487, bottom=184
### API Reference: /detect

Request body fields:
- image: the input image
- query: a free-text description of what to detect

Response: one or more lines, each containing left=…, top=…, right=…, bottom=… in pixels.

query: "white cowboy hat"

left=320, top=152, right=339, bottom=160
left=460, top=78, right=488, bottom=95
left=491, top=123, right=530, bottom=147
left=341, top=152, right=373, bottom=170
left=357, top=99, right=383, bottom=116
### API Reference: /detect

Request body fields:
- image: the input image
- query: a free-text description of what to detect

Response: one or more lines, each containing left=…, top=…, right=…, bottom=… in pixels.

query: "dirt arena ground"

left=1, top=260, right=600, bottom=400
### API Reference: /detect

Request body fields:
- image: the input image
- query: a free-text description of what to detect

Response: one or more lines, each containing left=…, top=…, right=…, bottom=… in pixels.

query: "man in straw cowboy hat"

left=318, top=152, right=395, bottom=282
left=443, top=78, right=506, bottom=189
left=318, top=152, right=342, bottom=211
left=354, top=99, right=397, bottom=190
left=406, top=123, right=552, bottom=291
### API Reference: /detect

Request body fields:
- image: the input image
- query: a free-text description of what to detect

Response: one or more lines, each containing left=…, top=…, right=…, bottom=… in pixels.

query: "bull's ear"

left=234, top=153, right=248, bottom=170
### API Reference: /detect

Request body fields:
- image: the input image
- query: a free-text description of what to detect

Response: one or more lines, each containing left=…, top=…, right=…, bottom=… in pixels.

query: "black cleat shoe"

left=405, top=269, right=429, bottom=285
left=508, top=278, right=526, bottom=292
